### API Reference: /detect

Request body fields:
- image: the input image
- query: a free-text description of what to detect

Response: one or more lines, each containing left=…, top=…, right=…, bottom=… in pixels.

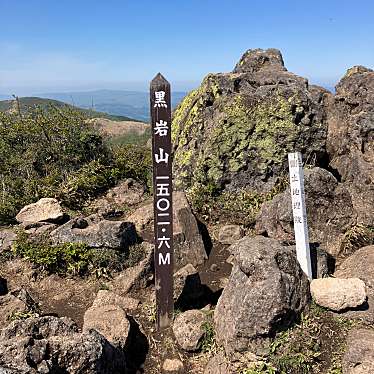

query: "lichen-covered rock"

left=327, top=66, right=374, bottom=227
left=172, top=48, right=330, bottom=195
left=310, top=278, right=367, bottom=311
left=214, top=236, right=310, bottom=355
left=255, top=167, right=356, bottom=258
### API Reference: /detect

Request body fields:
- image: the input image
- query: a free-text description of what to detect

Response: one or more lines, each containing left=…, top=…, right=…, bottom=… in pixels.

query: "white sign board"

left=288, top=152, right=312, bottom=279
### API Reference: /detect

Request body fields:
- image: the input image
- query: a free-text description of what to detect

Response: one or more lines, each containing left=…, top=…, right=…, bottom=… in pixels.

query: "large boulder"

left=334, top=245, right=374, bottom=322
left=342, top=328, right=374, bottom=374
left=172, top=48, right=330, bottom=194
left=16, top=198, right=65, bottom=226
left=126, top=192, right=207, bottom=267
left=327, top=66, right=374, bottom=227
left=0, top=316, right=127, bottom=373
left=50, top=214, right=137, bottom=250
left=214, top=236, right=310, bottom=355
left=255, top=167, right=356, bottom=258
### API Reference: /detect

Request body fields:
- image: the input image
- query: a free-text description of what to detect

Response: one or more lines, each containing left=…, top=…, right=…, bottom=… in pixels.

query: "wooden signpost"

left=288, top=152, right=313, bottom=280
left=150, top=73, right=174, bottom=329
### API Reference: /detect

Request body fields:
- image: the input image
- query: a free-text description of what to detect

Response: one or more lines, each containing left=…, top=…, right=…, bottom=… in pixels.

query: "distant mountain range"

left=0, top=96, right=139, bottom=122
left=35, top=90, right=188, bottom=122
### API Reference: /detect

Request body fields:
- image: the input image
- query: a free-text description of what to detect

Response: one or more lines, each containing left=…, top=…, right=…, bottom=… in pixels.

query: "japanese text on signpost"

left=150, top=73, right=174, bottom=329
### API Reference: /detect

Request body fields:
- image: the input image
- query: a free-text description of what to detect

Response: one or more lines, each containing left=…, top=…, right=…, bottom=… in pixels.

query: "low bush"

left=0, top=106, right=152, bottom=222
left=11, top=230, right=146, bottom=277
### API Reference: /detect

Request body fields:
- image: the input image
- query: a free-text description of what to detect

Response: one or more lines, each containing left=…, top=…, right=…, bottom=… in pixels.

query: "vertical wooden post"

left=150, top=73, right=174, bottom=329
left=288, top=152, right=313, bottom=280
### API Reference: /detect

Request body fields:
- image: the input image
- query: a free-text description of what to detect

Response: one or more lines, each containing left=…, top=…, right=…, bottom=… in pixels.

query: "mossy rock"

left=172, top=49, right=330, bottom=204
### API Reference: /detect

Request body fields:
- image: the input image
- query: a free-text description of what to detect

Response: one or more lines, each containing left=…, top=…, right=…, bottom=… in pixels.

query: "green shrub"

left=112, top=144, right=152, bottom=189
left=0, top=106, right=153, bottom=222
left=0, top=106, right=110, bottom=223
left=11, top=230, right=146, bottom=277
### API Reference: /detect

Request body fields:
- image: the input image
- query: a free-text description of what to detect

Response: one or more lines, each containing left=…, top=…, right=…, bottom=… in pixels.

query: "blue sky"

left=1, top=0, right=373, bottom=94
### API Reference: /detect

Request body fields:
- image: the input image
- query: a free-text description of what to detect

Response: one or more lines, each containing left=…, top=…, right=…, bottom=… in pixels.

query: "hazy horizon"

left=1, top=0, right=373, bottom=98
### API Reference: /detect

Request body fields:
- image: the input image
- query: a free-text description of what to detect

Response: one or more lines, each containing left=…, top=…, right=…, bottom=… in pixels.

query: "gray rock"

left=50, top=214, right=137, bottom=249
left=0, top=288, right=36, bottom=328
left=255, top=167, right=356, bottom=259
left=172, top=309, right=207, bottom=351
left=233, top=48, right=286, bottom=74
left=218, top=225, right=244, bottom=245
left=16, top=198, right=65, bottom=225
left=83, top=304, right=131, bottom=350
left=327, top=66, right=374, bottom=228
left=0, top=229, right=16, bottom=252
left=0, top=316, right=127, bottom=373
left=310, top=278, right=367, bottom=311
left=343, top=328, right=374, bottom=374
left=334, top=245, right=374, bottom=323
left=204, top=352, right=234, bottom=374
left=90, top=178, right=146, bottom=216
left=214, top=236, right=310, bottom=355
left=111, top=242, right=153, bottom=295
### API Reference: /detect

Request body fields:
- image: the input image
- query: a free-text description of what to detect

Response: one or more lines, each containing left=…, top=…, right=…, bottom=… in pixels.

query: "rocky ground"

left=0, top=48, right=373, bottom=373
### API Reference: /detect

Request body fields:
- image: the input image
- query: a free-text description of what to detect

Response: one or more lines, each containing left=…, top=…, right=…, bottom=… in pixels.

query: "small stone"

left=162, top=358, right=184, bottom=373
left=16, top=198, right=65, bottom=225
left=172, top=309, right=207, bottom=351
left=310, top=277, right=367, bottom=311
left=0, top=229, right=17, bottom=252
left=218, top=225, right=244, bottom=245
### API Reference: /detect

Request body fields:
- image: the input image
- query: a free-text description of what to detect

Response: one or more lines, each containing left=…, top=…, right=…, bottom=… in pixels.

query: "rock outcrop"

left=172, top=48, right=330, bottom=194
left=327, top=66, right=374, bottom=227
left=214, top=236, right=310, bottom=355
